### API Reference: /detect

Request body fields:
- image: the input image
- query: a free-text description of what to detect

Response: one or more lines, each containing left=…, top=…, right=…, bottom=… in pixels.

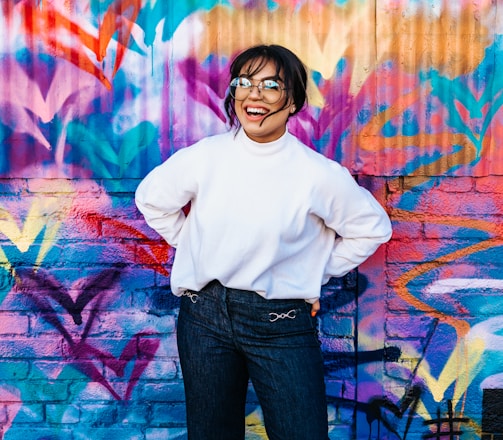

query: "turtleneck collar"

left=235, top=127, right=289, bottom=156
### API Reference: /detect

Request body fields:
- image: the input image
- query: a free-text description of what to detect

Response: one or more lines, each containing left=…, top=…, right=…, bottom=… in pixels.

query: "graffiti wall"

left=0, top=0, right=502, bottom=438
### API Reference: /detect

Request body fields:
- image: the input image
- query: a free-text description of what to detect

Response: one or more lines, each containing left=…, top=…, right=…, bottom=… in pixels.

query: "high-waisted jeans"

left=177, top=280, right=329, bottom=440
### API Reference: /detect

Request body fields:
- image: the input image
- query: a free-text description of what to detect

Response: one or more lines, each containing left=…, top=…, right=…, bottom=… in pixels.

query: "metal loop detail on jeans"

left=268, top=309, right=297, bottom=322
left=181, top=290, right=199, bottom=303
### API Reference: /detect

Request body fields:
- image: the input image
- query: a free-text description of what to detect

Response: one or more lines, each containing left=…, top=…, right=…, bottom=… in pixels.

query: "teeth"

left=247, top=108, right=267, bottom=115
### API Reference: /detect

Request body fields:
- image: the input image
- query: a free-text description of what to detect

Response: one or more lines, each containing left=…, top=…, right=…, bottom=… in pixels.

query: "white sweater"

left=135, top=129, right=392, bottom=302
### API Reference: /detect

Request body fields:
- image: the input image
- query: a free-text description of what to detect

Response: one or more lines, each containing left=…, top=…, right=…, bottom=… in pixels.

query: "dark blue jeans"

left=177, top=280, right=329, bottom=440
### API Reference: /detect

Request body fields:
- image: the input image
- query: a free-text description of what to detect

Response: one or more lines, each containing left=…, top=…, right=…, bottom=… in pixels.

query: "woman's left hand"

left=311, top=300, right=320, bottom=317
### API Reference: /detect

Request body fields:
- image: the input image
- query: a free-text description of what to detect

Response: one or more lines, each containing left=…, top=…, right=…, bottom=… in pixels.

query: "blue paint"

left=402, top=109, right=420, bottom=136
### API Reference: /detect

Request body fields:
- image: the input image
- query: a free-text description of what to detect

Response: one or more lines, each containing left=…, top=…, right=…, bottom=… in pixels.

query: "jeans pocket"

left=179, top=291, right=210, bottom=324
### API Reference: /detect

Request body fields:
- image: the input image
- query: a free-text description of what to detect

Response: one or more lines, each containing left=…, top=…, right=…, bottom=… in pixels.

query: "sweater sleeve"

left=320, top=163, right=392, bottom=279
left=135, top=147, right=197, bottom=247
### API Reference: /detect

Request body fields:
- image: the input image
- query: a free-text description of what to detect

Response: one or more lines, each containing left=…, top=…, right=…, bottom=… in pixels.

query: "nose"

left=248, top=84, right=262, bottom=99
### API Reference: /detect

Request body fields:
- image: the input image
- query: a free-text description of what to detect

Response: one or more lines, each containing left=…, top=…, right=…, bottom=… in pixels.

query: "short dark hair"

left=224, top=44, right=308, bottom=129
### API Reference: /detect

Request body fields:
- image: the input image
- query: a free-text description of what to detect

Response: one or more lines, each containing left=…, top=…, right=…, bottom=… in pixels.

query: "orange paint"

left=390, top=207, right=503, bottom=337
left=12, top=0, right=142, bottom=90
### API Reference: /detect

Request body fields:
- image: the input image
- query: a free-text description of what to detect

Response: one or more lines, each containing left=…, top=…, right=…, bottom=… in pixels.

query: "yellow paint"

left=376, top=2, right=491, bottom=78
left=0, top=189, right=75, bottom=268
left=244, top=407, right=268, bottom=439
left=415, top=336, right=485, bottom=403
left=195, top=3, right=376, bottom=98
left=192, top=1, right=493, bottom=102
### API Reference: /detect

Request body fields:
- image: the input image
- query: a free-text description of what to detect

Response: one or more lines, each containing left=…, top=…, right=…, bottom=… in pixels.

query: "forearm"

left=135, top=199, right=186, bottom=246
left=325, top=231, right=391, bottom=278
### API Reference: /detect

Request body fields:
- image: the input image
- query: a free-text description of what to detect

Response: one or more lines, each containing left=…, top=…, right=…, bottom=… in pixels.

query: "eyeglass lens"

left=230, top=77, right=284, bottom=104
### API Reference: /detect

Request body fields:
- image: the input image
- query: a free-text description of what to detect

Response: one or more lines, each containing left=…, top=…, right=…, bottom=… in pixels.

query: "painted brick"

left=102, top=218, right=157, bottom=239
left=327, top=400, right=355, bottom=425
left=0, top=179, right=27, bottom=194
left=31, top=313, right=86, bottom=336
left=141, top=359, right=178, bottom=381
left=101, top=178, right=141, bottom=194
left=387, top=239, right=472, bottom=264
left=423, top=191, right=502, bottom=216
left=57, top=244, right=128, bottom=264
left=57, top=220, right=103, bottom=240
left=117, top=402, right=149, bottom=425
left=74, top=382, right=117, bottom=402
left=386, top=316, right=431, bottom=338
left=387, top=292, right=424, bottom=313
left=389, top=220, right=423, bottom=240
left=146, top=428, right=187, bottom=440
left=27, top=179, right=102, bottom=194
left=141, top=383, right=185, bottom=403
left=3, top=428, right=74, bottom=440
left=72, top=427, right=144, bottom=440
left=387, top=177, right=403, bottom=193
left=328, top=424, right=353, bottom=439
left=150, top=403, right=186, bottom=425
left=0, top=361, right=30, bottom=380
left=7, top=404, right=44, bottom=423
left=122, top=270, right=160, bottom=292
left=435, top=176, right=474, bottom=192
left=475, top=176, right=503, bottom=193
left=133, top=243, right=172, bottom=268
left=325, top=366, right=356, bottom=381
left=321, top=337, right=355, bottom=354
left=423, top=222, right=491, bottom=239
left=385, top=265, right=420, bottom=288
left=133, top=289, right=181, bottom=317
left=0, top=270, right=14, bottom=295
left=333, top=403, right=356, bottom=424
left=20, top=381, right=69, bottom=402
left=62, top=337, right=132, bottom=360
left=62, top=337, right=136, bottom=358
left=403, top=176, right=431, bottom=191
left=0, top=406, right=6, bottom=424
left=326, top=379, right=356, bottom=401
left=0, top=312, right=29, bottom=336
left=46, top=404, right=80, bottom=424
left=384, top=343, right=425, bottom=380
left=0, top=338, right=62, bottom=359
left=93, top=202, right=138, bottom=222
left=33, top=360, right=81, bottom=381
left=93, top=312, right=176, bottom=336
left=0, top=245, right=61, bottom=266
left=79, top=404, right=118, bottom=425
left=321, top=316, right=354, bottom=337
left=153, top=334, right=182, bottom=358
left=94, top=381, right=132, bottom=401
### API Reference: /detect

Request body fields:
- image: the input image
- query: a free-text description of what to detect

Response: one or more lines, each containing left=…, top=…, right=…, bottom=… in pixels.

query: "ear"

left=290, top=106, right=296, bottom=114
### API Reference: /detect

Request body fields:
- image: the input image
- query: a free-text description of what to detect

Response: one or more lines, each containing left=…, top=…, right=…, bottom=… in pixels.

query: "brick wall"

left=2, top=1, right=503, bottom=439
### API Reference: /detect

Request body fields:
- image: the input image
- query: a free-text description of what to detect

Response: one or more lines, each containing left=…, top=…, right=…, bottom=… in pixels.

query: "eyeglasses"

left=229, top=77, right=288, bottom=104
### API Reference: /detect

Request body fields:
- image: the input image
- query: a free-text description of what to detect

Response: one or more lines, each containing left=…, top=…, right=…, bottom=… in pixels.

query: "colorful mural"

left=1, top=0, right=503, bottom=439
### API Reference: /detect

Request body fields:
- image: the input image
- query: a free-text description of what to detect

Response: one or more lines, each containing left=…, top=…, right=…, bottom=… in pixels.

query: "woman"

left=135, top=44, right=392, bottom=440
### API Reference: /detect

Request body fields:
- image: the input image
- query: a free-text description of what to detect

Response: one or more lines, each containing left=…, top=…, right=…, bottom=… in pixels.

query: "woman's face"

left=233, top=59, right=294, bottom=143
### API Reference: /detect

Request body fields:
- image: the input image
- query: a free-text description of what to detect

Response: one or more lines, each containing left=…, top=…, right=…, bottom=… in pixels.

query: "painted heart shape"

left=15, top=268, right=161, bottom=400
left=16, top=268, right=121, bottom=325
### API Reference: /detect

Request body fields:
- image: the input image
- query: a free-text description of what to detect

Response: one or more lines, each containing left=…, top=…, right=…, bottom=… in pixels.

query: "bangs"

left=240, top=56, right=283, bottom=80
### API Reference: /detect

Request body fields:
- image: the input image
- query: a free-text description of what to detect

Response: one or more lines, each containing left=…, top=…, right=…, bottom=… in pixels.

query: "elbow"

left=381, top=225, right=393, bottom=243
left=376, top=214, right=393, bottom=244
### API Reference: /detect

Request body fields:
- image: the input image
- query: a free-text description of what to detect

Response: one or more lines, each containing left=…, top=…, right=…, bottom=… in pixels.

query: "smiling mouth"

left=245, top=106, right=268, bottom=117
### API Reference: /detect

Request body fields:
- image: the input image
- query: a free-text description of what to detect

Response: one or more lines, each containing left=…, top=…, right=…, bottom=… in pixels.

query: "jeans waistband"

left=198, top=279, right=306, bottom=305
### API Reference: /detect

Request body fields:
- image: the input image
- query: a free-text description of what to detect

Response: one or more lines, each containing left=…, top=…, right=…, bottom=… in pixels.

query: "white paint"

left=480, top=372, right=503, bottom=389
left=425, top=278, right=503, bottom=295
